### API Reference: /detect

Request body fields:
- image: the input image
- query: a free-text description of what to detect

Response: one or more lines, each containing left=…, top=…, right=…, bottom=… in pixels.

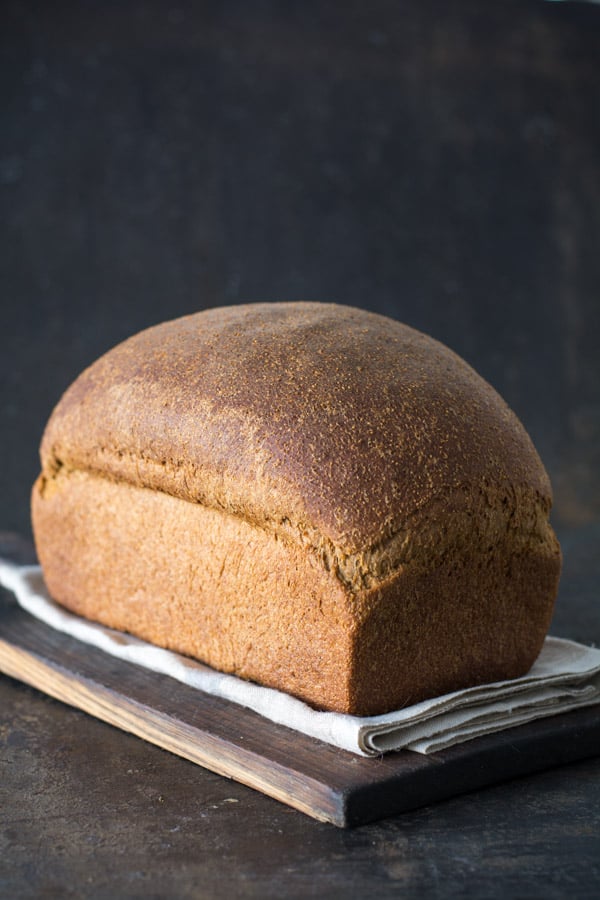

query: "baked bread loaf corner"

left=31, top=302, right=562, bottom=715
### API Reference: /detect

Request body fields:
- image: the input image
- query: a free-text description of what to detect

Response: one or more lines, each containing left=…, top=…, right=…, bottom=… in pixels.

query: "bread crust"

left=32, top=303, right=562, bottom=714
left=38, top=303, right=552, bottom=557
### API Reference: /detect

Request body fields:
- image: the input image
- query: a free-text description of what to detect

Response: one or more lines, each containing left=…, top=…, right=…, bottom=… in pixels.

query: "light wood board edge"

left=0, top=636, right=347, bottom=826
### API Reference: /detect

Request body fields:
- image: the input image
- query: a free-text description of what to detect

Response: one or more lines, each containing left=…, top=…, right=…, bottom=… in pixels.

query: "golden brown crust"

left=32, top=470, right=357, bottom=712
left=38, top=303, right=552, bottom=557
left=32, top=302, right=562, bottom=714
left=31, top=467, right=561, bottom=715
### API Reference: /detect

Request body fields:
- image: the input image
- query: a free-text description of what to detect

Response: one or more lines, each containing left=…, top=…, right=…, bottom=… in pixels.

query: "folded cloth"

left=1, top=560, right=599, bottom=756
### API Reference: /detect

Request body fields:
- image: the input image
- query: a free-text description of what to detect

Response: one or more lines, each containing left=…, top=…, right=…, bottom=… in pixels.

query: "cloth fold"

left=1, top=559, right=599, bottom=756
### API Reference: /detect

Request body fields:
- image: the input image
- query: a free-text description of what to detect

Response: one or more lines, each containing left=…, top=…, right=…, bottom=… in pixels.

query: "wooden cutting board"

left=1, top=535, right=599, bottom=827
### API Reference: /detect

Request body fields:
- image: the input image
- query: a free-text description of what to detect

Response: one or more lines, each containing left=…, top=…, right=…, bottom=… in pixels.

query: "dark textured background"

left=2, top=0, right=600, bottom=540
left=1, top=1, right=600, bottom=896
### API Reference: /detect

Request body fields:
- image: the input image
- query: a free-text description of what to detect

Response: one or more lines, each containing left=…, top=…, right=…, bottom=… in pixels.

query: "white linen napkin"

left=1, top=559, right=599, bottom=757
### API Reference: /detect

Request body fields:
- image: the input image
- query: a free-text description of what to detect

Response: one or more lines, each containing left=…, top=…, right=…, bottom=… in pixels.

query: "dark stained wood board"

left=1, top=575, right=599, bottom=827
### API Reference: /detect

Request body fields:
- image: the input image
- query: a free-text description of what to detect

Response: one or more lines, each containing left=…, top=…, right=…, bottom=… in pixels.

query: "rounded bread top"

left=40, top=302, right=552, bottom=554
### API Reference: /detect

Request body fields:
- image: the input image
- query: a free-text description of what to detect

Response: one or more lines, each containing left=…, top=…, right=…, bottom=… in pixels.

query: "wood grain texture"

left=1, top=556, right=599, bottom=827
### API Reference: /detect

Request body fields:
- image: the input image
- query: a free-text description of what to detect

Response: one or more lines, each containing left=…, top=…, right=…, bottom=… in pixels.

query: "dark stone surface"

left=1, top=0, right=599, bottom=896
left=2, top=671, right=600, bottom=899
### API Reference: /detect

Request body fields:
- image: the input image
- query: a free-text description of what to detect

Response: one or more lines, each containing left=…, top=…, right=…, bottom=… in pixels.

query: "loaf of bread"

left=31, top=302, right=561, bottom=715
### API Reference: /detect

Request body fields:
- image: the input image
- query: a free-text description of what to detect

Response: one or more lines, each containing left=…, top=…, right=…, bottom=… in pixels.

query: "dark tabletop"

left=1, top=1, right=600, bottom=897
